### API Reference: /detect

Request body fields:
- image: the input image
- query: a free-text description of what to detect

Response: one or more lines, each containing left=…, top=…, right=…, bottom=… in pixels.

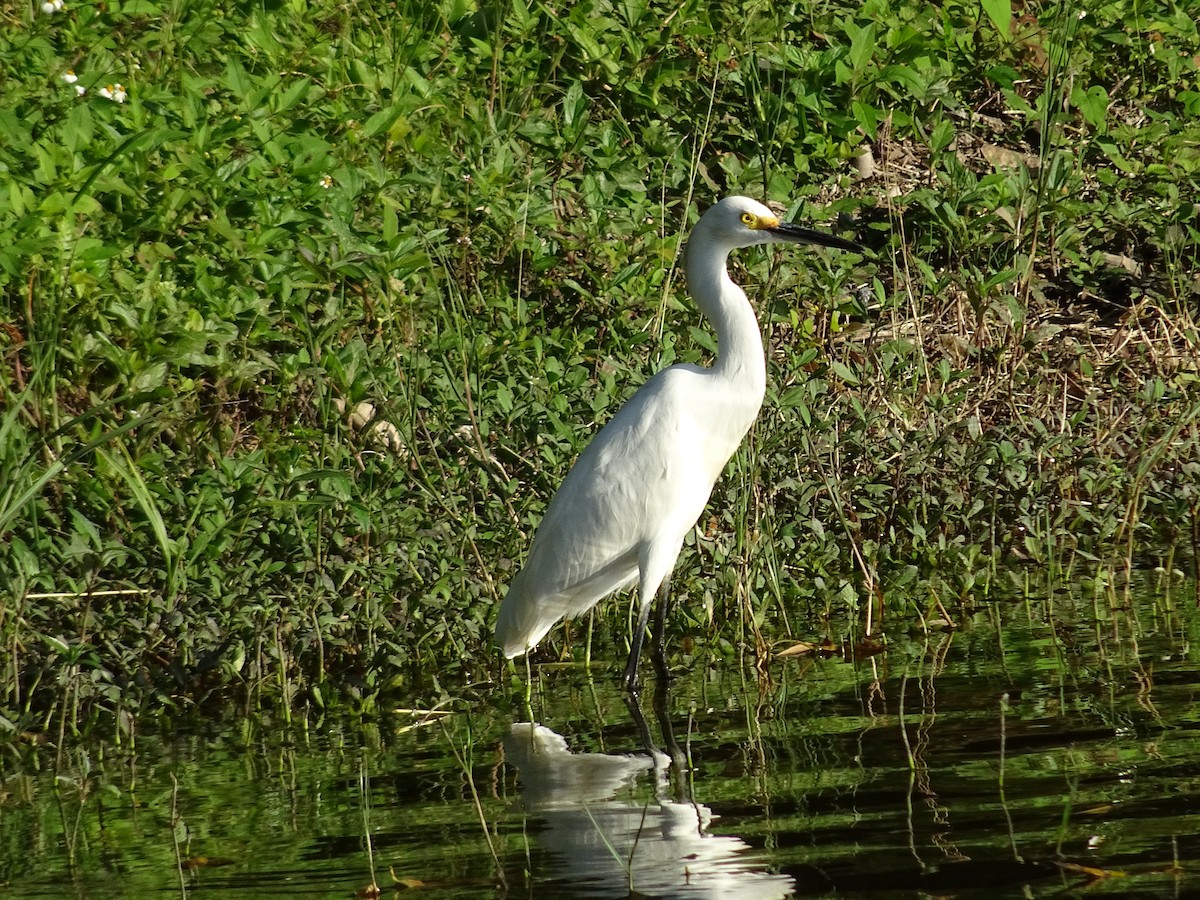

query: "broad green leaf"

left=981, top=0, right=1011, bottom=37
left=830, top=360, right=860, bottom=385
left=1076, top=85, right=1109, bottom=130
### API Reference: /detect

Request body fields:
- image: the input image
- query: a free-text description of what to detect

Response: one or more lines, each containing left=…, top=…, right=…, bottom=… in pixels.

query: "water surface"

left=3, top=589, right=1198, bottom=897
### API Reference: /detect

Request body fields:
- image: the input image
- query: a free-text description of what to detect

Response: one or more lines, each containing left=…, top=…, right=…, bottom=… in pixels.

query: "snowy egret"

left=496, top=196, right=862, bottom=690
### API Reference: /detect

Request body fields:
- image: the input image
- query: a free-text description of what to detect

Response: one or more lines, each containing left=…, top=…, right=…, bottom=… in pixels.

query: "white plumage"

left=496, top=196, right=861, bottom=689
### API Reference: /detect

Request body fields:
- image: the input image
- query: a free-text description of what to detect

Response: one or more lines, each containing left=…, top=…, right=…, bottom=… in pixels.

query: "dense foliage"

left=1, top=0, right=1197, bottom=736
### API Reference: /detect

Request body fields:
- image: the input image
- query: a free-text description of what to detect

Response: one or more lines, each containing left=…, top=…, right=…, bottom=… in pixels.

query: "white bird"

left=496, top=196, right=862, bottom=690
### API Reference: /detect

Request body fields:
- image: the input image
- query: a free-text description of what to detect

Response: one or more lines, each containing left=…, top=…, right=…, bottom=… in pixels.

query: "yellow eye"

left=740, top=212, right=756, bottom=227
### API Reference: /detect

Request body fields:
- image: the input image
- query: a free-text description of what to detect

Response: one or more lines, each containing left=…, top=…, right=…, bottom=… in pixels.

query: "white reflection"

left=505, top=723, right=794, bottom=899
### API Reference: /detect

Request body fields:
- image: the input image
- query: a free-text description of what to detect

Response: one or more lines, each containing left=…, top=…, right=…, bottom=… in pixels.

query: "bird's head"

left=698, top=196, right=863, bottom=253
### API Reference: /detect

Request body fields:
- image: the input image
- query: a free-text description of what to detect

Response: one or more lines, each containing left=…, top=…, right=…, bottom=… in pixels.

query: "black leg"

left=651, top=578, right=672, bottom=683
left=623, top=597, right=654, bottom=693
left=623, top=692, right=655, bottom=755
left=652, top=674, right=688, bottom=801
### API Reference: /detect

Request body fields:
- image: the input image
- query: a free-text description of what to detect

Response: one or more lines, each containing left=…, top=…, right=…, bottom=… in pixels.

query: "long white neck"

left=684, top=236, right=767, bottom=417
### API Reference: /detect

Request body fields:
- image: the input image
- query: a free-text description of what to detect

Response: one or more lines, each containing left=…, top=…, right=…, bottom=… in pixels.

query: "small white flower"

left=319, top=174, right=333, bottom=189
left=75, top=84, right=86, bottom=96
left=41, top=0, right=57, bottom=13
left=61, top=68, right=78, bottom=84
left=98, top=83, right=127, bottom=103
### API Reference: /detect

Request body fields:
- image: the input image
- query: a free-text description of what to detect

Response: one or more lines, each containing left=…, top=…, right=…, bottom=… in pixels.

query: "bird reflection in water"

left=503, top=691, right=794, bottom=899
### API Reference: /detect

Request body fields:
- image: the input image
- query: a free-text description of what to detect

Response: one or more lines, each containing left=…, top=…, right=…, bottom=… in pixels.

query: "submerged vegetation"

left=1, top=0, right=1198, bottom=737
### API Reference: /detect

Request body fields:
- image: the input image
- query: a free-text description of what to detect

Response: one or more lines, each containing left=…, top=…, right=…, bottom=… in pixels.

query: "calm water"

left=3, top=589, right=1199, bottom=898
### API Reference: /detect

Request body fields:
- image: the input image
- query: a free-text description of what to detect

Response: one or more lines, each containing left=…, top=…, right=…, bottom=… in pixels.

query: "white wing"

left=496, top=364, right=748, bottom=657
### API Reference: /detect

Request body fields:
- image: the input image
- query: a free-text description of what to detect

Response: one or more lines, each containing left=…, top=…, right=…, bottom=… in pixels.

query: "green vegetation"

left=1, top=0, right=1197, bottom=737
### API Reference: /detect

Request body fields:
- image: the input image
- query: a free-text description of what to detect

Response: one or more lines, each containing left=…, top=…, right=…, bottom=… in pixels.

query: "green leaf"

left=97, top=443, right=179, bottom=599
left=382, top=201, right=398, bottom=244
left=981, top=0, right=1011, bottom=38
left=364, top=105, right=403, bottom=138
left=42, top=635, right=72, bottom=655
left=223, top=58, right=252, bottom=99
left=563, top=81, right=588, bottom=134
left=845, top=21, right=877, bottom=73
left=1076, top=85, right=1109, bottom=130
left=273, top=77, right=311, bottom=114
left=851, top=100, right=879, bottom=138
left=929, top=119, right=955, bottom=153
left=830, top=360, right=860, bottom=385
left=114, top=0, right=162, bottom=14
left=880, top=64, right=929, bottom=100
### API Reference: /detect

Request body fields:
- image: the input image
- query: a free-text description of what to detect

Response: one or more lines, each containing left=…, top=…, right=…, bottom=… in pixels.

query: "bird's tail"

left=495, top=571, right=556, bottom=659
